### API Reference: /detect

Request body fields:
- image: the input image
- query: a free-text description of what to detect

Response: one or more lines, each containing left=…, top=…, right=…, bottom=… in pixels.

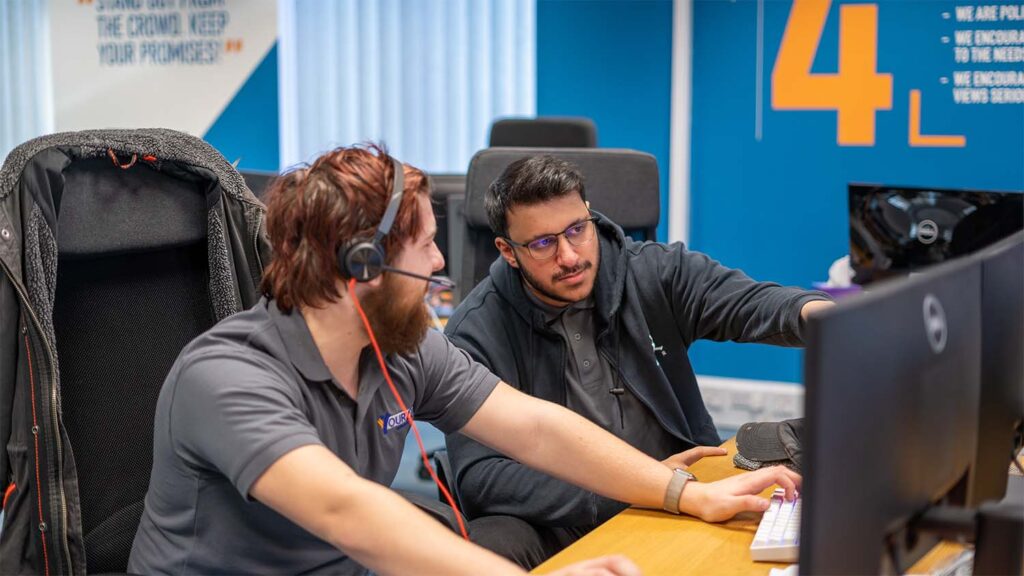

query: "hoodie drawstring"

left=609, top=316, right=627, bottom=430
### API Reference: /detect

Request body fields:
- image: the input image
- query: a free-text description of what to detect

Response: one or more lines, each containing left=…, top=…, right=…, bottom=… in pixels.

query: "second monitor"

left=800, top=257, right=983, bottom=575
left=849, top=183, right=1023, bottom=285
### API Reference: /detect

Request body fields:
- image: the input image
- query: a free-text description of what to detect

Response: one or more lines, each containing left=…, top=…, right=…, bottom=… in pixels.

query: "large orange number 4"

left=773, top=0, right=892, bottom=146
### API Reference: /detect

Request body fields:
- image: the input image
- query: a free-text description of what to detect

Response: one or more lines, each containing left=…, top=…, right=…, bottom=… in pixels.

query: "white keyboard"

left=750, top=488, right=801, bottom=563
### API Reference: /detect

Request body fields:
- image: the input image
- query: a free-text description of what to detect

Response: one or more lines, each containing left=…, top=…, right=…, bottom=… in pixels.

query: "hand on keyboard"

left=679, top=465, right=801, bottom=522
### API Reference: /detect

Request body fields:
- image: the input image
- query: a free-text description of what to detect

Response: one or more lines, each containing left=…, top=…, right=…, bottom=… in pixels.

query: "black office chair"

left=396, top=488, right=470, bottom=537
left=459, top=147, right=661, bottom=299
left=239, top=169, right=279, bottom=201
left=488, top=117, right=598, bottom=148
left=45, top=141, right=267, bottom=574
left=431, top=449, right=462, bottom=511
left=395, top=447, right=470, bottom=538
left=428, top=173, right=467, bottom=280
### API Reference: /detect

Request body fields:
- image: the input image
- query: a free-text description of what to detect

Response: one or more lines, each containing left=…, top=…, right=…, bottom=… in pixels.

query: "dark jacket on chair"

left=444, top=213, right=828, bottom=528
left=0, top=129, right=269, bottom=575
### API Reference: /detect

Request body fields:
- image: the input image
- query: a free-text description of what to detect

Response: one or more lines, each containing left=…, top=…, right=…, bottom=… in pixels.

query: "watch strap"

left=662, top=468, right=692, bottom=514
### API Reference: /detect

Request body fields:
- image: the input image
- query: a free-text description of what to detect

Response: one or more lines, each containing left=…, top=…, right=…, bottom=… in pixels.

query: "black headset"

left=336, top=156, right=455, bottom=288
left=337, top=156, right=406, bottom=282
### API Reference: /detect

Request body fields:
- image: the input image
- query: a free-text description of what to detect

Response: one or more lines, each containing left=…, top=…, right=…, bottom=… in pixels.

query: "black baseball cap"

left=735, top=418, right=805, bottom=472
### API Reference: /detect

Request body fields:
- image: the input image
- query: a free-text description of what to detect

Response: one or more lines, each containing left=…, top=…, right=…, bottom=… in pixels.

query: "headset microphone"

left=379, top=265, right=456, bottom=288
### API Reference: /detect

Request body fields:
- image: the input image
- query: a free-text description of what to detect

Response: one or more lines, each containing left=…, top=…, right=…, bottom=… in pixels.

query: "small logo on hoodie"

left=377, top=409, right=412, bottom=434
left=650, top=335, right=667, bottom=366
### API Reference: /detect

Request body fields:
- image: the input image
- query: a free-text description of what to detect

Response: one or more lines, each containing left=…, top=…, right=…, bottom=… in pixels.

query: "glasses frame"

left=503, top=215, right=599, bottom=260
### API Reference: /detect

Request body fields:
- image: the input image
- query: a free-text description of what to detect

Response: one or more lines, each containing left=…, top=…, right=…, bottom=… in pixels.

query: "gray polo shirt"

left=525, top=289, right=684, bottom=460
left=128, top=297, right=499, bottom=575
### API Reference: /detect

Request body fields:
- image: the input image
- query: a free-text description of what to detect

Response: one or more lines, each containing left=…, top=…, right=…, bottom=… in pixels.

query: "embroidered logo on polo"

left=377, top=409, right=413, bottom=434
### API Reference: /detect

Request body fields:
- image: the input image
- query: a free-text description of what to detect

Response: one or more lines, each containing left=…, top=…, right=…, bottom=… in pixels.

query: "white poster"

left=49, top=0, right=277, bottom=135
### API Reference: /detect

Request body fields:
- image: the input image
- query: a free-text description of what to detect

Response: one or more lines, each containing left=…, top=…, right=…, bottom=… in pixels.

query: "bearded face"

left=358, top=271, right=432, bottom=355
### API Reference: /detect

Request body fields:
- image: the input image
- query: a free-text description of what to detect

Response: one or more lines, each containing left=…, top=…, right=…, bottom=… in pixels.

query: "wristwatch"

left=663, top=468, right=697, bottom=514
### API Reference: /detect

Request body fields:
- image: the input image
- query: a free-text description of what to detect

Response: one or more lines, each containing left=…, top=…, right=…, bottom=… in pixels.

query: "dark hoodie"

left=444, top=212, right=829, bottom=528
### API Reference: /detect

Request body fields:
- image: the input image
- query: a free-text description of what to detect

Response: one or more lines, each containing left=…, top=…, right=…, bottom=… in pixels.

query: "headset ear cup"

left=343, top=240, right=386, bottom=282
left=336, top=156, right=402, bottom=284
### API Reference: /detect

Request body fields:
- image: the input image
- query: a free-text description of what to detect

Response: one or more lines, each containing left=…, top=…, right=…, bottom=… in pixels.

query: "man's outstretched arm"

left=251, top=444, right=520, bottom=576
left=462, top=383, right=801, bottom=522
left=801, top=299, right=834, bottom=322
left=250, top=444, right=640, bottom=576
left=650, top=243, right=832, bottom=346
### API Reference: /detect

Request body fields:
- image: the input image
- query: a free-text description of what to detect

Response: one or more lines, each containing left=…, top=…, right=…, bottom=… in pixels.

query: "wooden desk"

left=533, top=439, right=965, bottom=575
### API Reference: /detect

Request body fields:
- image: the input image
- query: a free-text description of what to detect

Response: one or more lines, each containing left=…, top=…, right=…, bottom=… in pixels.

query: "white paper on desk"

left=769, top=565, right=798, bottom=576
left=826, top=255, right=853, bottom=288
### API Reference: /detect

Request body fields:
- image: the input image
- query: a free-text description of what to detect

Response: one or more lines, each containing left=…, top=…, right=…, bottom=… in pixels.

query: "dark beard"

left=358, top=273, right=431, bottom=355
left=517, top=258, right=596, bottom=305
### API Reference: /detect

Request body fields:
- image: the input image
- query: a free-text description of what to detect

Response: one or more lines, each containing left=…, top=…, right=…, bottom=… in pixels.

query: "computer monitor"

left=849, top=183, right=1023, bottom=285
left=964, top=230, right=1024, bottom=507
left=800, top=257, right=982, bottom=575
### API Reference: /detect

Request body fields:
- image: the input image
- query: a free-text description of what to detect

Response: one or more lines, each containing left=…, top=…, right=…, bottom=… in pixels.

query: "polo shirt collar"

left=523, top=283, right=595, bottom=325
left=266, top=298, right=334, bottom=383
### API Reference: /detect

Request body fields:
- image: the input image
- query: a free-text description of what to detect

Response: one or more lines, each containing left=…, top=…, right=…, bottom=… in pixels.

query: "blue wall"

left=539, top=0, right=1023, bottom=385
left=536, top=0, right=674, bottom=242
left=689, top=0, right=1024, bottom=383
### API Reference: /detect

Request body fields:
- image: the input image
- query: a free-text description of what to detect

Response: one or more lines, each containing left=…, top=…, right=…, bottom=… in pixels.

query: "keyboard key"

left=750, top=489, right=801, bottom=563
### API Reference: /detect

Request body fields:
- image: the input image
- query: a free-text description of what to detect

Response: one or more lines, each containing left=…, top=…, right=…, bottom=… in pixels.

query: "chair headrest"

left=465, top=147, right=659, bottom=233
left=488, top=117, right=598, bottom=148
left=428, top=174, right=467, bottom=199
left=239, top=169, right=279, bottom=200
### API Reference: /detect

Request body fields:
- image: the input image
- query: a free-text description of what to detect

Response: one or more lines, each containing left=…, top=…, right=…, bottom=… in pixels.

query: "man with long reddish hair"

left=129, top=144, right=799, bottom=575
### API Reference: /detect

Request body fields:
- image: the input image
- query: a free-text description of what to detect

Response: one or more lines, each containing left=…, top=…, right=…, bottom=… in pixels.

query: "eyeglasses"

left=504, top=216, right=598, bottom=260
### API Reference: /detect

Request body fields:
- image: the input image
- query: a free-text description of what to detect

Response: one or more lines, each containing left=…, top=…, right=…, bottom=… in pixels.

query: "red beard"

left=358, top=272, right=431, bottom=355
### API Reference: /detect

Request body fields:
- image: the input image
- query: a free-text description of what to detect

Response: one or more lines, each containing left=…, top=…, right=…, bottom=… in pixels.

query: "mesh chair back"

left=52, top=159, right=216, bottom=574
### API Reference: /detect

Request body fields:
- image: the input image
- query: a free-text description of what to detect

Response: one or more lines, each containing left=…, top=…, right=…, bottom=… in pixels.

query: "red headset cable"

left=347, top=279, right=471, bottom=541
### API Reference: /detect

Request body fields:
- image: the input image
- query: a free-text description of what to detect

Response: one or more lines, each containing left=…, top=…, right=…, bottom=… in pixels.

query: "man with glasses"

left=444, top=155, right=832, bottom=567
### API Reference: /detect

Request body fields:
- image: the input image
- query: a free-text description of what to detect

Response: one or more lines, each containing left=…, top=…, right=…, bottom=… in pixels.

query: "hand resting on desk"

left=661, top=445, right=729, bottom=470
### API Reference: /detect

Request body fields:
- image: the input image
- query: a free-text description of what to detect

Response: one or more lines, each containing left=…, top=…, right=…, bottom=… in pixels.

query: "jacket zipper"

left=0, top=258, right=73, bottom=574
left=252, top=215, right=264, bottom=273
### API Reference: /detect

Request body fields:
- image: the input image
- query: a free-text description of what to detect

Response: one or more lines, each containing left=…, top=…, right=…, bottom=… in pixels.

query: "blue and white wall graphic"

left=49, top=0, right=278, bottom=171
left=685, top=0, right=1024, bottom=385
